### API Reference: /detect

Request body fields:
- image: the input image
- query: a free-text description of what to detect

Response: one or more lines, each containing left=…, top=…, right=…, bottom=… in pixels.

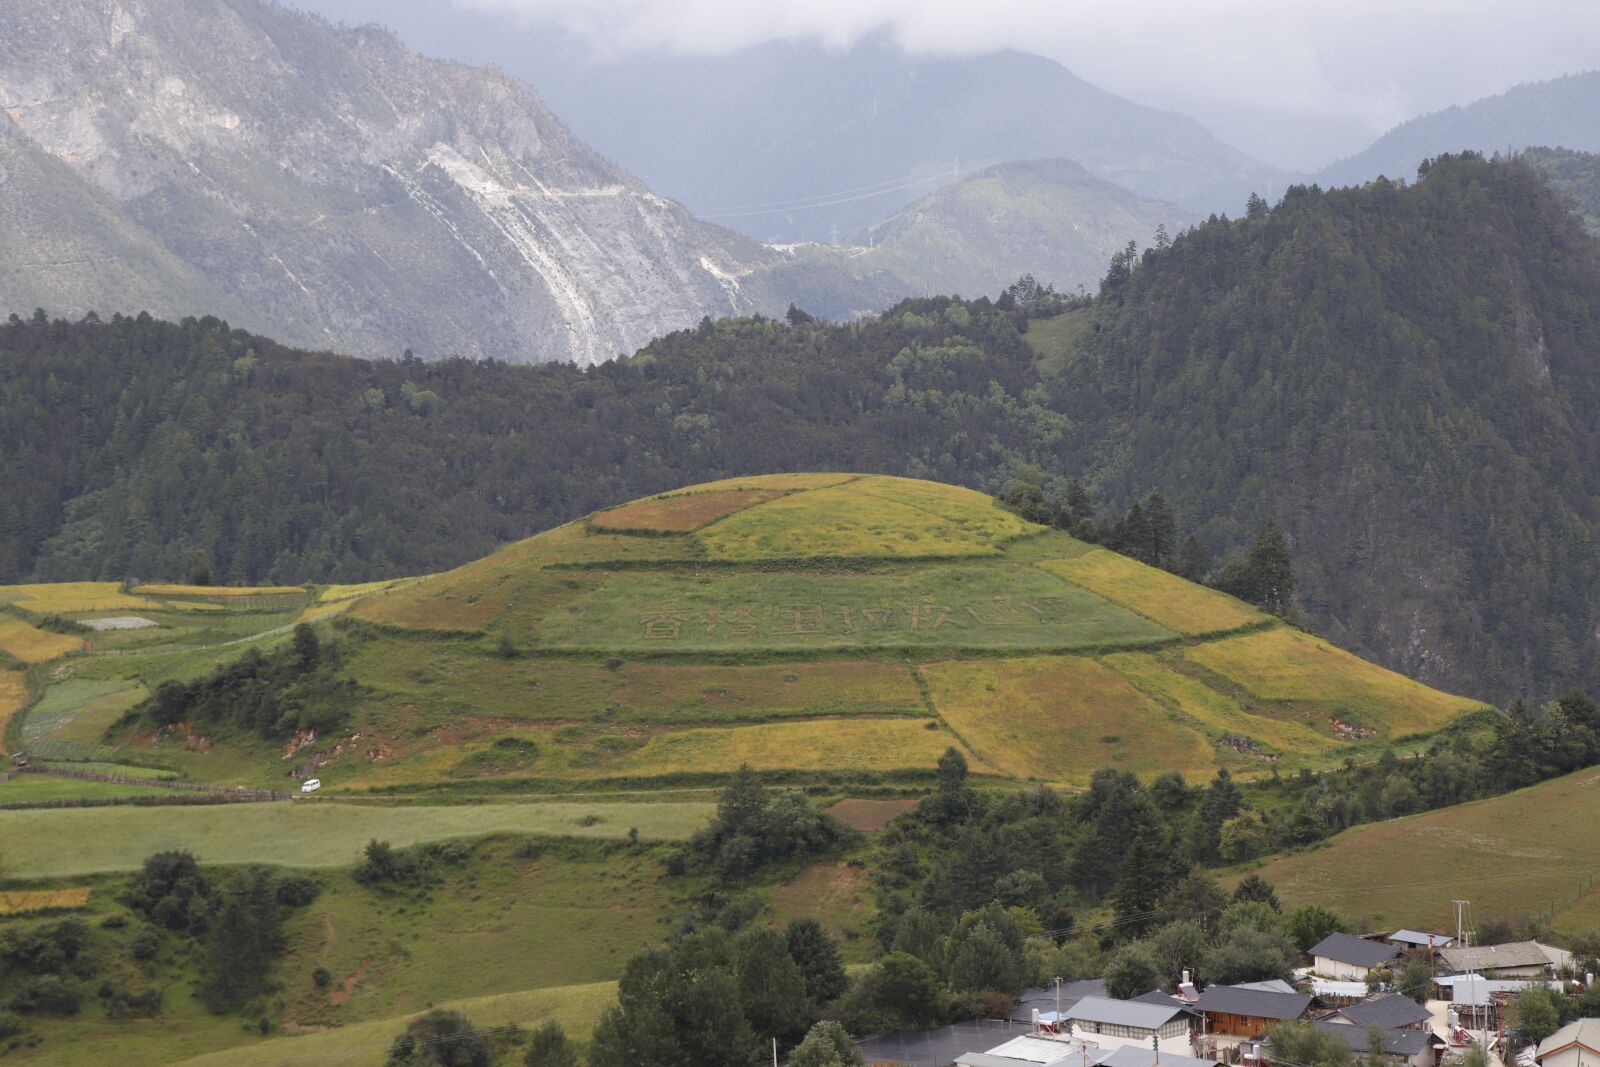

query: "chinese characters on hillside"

left=639, top=596, right=1064, bottom=640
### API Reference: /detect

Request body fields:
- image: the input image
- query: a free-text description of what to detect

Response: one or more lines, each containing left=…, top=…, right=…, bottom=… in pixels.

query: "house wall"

left=1538, top=1047, right=1594, bottom=1067
left=1314, top=956, right=1373, bottom=982
left=1067, top=1021, right=1192, bottom=1055
left=1203, top=1012, right=1281, bottom=1039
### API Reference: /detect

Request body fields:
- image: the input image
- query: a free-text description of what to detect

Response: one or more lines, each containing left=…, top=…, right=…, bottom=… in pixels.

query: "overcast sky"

left=295, top=0, right=1600, bottom=170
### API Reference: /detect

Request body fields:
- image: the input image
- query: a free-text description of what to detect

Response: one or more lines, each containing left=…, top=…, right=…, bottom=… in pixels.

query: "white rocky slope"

left=0, top=0, right=881, bottom=364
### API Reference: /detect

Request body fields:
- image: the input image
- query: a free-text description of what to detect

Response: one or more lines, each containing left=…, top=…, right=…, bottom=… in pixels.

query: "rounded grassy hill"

left=292, top=473, right=1487, bottom=793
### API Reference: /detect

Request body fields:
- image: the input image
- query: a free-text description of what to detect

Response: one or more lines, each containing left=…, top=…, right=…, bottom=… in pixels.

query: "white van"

left=300, top=778, right=322, bottom=794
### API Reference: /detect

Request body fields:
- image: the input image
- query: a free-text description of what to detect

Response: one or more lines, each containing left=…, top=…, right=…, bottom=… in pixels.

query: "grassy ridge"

left=1250, top=767, right=1600, bottom=930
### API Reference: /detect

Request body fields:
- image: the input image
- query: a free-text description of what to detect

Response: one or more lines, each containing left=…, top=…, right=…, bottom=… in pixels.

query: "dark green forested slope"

left=1054, top=153, right=1600, bottom=702
left=1524, top=146, right=1600, bottom=236
left=3, top=153, right=1598, bottom=704
left=0, top=302, right=1067, bottom=585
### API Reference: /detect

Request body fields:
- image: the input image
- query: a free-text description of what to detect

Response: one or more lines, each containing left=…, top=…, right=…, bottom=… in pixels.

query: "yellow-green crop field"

left=130, top=583, right=307, bottom=598
left=0, top=613, right=84, bottom=663
left=565, top=717, right=984, bottom=778
left=0, top=582, right=159, bottom=613
left=347, top=640, right=924, bottom=725
left=315, top=578, right=419, bottom=603
left=1186, top=626, right=1485, bottom=734
left=921, top=656, right=1217, bottom=784
left=1040, top=549, right=1263, bottom=633
left=0, top=887, right=92, bottom=915
left=0, top=670, right=27, bottom=753
left=1103, top=652, right=1334, bottom=760
left=696, top=476, right=1036, bottom=560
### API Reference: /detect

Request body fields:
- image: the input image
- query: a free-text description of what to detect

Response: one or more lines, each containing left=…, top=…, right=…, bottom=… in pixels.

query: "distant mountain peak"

left=0, top=0, right=872, bottom=364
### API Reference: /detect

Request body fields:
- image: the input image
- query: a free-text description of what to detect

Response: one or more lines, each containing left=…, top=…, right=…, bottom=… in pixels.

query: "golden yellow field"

left=920, top=656, right=1217, bottom=784
left=576, top=718, right=986, bottom=777
left=0, top=582, right=158, bottom=613
left=0, top=614, right=84, bottom=663
left=1040, top=550, right=1262, bottom=633
left=315, top=578, right=417, bottom=603
left=0, top=887, right=92, bottom=916
left=131, top=583, right=307, bottom=597
left=1103, top=651, right=1334, bottom=758
left=1186, top=627, right=1485, bottom=735
left=696, top=476, right=1035, bottom=560
left=0, top=671, right=28, bottom=754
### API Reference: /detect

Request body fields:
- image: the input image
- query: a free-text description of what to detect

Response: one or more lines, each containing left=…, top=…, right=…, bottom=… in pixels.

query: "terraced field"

left=0, top=474, right=1504, bottom=1067
left=3, top=476, right=1489, bottom=795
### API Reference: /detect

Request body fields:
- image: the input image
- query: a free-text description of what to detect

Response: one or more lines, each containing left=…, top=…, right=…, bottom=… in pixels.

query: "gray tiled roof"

left=1232, top=979, right=1299, bottom=995
left=1439, top=941, right=1571, bottom=973
left=1092, top=1047, right=1220, bottom=1067
left=1195, top=985, right=1312, bottom=1021
left=1389, top=929, right=1453, bottom=948
left=1309, top=1021, right=1430, bottom=1057
left=1062, top=995, right=1190, bottom=1030
left=1333, top=994, right=1432, bottom=1029
left=1310, top=933, right=1402, bottom=969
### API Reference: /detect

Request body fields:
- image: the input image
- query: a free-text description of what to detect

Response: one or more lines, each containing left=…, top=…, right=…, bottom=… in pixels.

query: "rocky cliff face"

left=0, top=0, right=864, bottom=364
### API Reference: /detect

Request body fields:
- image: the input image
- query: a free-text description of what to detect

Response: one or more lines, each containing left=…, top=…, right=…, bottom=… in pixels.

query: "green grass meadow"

left=0, top=800, right=713, bottom=878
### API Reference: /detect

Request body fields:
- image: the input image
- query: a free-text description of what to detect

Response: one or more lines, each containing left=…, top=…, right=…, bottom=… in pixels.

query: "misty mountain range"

left=0, top=0, right=1596, bottom=365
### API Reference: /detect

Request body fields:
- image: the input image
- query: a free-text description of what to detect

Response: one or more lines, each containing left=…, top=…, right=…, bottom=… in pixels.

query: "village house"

left=1536, top=1019, right=1600, bottom=1067
left=1056, top=995, right=1196, bottom=1054
left=1386, top=929, right=1456, bottom=953
left=1300, top=1021, right=1434, bottom=1067
left=1321, top=992, right=1434, bottom=1031
left=958, top=1035, right=1222, bottom=1067
left=1438, top=942, right=1573, bottom=980
left=1309, top=932, right=1403, bottom=981
left=1438, top=975, right=1565, bottom=1030
left=1194, top=984, right=1314, bottom=1039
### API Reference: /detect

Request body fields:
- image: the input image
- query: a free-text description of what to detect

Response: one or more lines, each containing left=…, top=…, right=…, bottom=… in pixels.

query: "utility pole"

left=1055, top=975, right=1064, bottom=1021
left=1453, top=900, right=1470, bottom=947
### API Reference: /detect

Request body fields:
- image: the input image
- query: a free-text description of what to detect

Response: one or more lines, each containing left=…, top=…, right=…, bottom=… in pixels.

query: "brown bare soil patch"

left=592, top=489, right=784, bottom=533
left=826, top=797, right=918, bottom=831
left=771, top=861, right=871, bottom=932
left=330, top=957, right=373, bottom=1005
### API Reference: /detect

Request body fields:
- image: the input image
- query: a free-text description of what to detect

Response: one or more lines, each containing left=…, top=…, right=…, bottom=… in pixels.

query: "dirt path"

left=330, top=957, right=372, bottom=1006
